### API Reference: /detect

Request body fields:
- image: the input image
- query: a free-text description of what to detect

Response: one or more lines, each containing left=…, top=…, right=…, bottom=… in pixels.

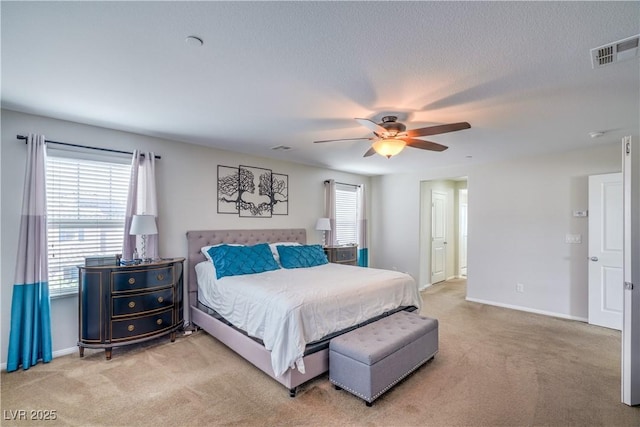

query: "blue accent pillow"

left=276, top=244, right=328, bottom=269
left=207, top=243, right=280, bottom=279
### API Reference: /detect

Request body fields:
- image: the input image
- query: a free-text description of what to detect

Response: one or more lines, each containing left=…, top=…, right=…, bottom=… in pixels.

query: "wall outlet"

left=516, top=283, right=524, bottom=293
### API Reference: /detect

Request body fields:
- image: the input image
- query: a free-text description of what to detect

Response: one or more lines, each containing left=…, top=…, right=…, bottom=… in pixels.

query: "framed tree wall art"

left=217, top=164, right=289, bottom=217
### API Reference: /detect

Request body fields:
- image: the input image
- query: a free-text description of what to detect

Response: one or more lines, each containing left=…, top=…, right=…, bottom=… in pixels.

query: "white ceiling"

left=2, top=1, right=639, bottom=176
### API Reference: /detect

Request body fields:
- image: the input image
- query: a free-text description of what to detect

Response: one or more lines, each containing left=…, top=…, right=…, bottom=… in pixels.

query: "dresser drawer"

left=112, top=288, right=174, bottom=318
left=111, top=266, right=174, bottom=293
left=111, top=308, right=173, bottom=341
left=335, top=247, right=356, bottom=261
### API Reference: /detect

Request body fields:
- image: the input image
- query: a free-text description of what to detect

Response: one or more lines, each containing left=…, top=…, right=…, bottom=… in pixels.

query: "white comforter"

left=196, top=261, right=421, bottom=377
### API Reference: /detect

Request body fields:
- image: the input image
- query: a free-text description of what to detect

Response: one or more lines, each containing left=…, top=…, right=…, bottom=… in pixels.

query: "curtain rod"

left=16, top=135, right=161, bottom=159
left=324, top=180, right=361, bottom=188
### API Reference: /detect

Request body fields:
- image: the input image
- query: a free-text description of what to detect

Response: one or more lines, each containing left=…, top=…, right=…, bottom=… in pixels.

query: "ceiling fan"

left=314, top=116, right=471, bottom=158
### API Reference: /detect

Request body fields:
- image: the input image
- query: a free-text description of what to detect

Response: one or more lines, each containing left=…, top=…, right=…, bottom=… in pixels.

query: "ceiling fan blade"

left=403, top=138, right=449, bottom=152
left=313, top=137, right=373, bottom=143
left=405, top=122, right=471, bottom=138
left=355, top=118, right=388, bottom=134
left=363, top=147, right=376, bottom=157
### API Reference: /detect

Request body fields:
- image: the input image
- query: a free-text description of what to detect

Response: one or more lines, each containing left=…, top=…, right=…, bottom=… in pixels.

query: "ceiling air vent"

left=271, top=145, right=292, bottom=151
left=591, top=34, right=639, bottom=69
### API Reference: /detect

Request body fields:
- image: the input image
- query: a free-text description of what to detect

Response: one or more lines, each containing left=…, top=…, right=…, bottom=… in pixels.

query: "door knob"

left=590, top=256, right=599, bottom=262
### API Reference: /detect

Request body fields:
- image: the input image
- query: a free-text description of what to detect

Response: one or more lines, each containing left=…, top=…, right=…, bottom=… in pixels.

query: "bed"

left=186, top=228, right=421, bottom=396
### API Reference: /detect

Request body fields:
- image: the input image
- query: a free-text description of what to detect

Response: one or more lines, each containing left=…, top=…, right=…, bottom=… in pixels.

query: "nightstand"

left=324, top=245, right=358, bottom=266
left=78, top=257, right=184, bottom=360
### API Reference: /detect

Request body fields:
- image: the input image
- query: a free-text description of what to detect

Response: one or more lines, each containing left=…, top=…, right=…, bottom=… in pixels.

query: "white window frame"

left=46, top=148, right=131, bottom=297
left=334, top=183, right=358, bottom=245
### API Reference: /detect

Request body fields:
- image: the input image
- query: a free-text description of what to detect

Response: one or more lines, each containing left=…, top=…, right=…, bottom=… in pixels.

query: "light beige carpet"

left=2, top=279, right=639, bottom=426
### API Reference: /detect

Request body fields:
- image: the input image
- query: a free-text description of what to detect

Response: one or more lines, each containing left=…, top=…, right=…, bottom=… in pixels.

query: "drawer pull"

left=157, top=296, right=164, bottom=303
left=128, top=278, right=136, bottom=285
left=156, top=319, right=163, bottom=325
left=157, top=274, right=165, bottom=281
left=128, top=301, right=136, bottom=309
left=127, top=325, right=135, bottom=332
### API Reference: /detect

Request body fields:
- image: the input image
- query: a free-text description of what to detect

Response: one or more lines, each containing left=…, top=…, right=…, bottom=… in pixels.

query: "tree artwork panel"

left=271, top=173, right=289, bottom=215
left=217, top=165, right=289, bottom=217
left=238, top=165, right=272, bottom=217
left=217, top=165, right=240, bottom=214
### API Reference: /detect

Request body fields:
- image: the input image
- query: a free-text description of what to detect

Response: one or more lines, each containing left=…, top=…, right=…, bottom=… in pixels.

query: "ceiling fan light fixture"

left=372, top=138, right=406, bottom=158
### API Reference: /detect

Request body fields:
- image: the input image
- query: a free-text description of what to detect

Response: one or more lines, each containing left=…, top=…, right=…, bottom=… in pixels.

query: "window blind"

left=335, top=184, right=357, bottom=245
left=46, top=154, right=131, bottom=296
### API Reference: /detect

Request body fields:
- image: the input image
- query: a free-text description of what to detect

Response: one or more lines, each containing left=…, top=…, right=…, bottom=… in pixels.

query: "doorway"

left=419, top=178, right=468, bottom=290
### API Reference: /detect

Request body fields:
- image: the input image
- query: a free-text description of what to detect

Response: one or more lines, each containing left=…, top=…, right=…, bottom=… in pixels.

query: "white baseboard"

left=53, top=346, right=78, bottom=358
left=420, top=282, right=433, bottom=291
left=465, top=296, right=588, bottom=323
left=1, top=346, right=77, bottom=372
left=421, top=276, right=467, bottom=291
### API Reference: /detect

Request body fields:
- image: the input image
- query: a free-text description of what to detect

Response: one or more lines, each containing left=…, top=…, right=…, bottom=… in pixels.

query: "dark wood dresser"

left=324, top=245, right=358, bottom=266
left=78, top=257, right=184, bottom=359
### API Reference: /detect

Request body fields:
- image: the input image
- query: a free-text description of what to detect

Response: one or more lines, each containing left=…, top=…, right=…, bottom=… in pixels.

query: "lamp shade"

left=129, top=215, right=158, bottom=235
left=372, top=138, right=406, bottom=158
left=315, top=217, right=331, bottom=231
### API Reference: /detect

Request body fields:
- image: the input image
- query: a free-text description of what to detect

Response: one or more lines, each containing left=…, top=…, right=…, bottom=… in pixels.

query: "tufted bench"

left=329, top=310, right=438, bottom=406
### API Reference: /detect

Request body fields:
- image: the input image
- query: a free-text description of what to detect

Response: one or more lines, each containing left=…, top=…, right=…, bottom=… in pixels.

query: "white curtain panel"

left=122, top=150, right=141, bottom=259
left=137, top=152, right=158, bottom=259
left=324, top=179, right=337, bottom=246
left=122, top=150, right=159, bottom=260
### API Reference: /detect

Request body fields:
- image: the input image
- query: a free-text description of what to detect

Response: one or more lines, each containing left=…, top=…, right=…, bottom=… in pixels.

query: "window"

left=335, top=183, right=357, bottom=245
left=46, top=152, right=131, bottom=296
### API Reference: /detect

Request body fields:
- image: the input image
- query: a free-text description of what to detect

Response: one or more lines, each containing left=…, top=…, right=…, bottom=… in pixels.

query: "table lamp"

left=315, top=217, right=331, bottom=247
left=129, top=214, right=158, bottom=262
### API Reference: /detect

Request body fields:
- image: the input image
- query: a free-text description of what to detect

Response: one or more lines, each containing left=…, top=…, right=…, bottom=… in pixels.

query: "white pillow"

left=195, top=261, right=218, bottom=307
left=195, top=260, right=216, bottom=283
left=201, top=243, right=242, bottom=262
left=269, top=242, right=302, bottom=264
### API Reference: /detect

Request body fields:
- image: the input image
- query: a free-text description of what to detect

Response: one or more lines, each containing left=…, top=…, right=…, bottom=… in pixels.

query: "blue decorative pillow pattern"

left=277, top=244, right=328, bottom=269
left=207, top=243, right=280, bottom=279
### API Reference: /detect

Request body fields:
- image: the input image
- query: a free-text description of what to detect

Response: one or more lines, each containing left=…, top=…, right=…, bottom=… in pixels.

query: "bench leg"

left=334, top=385, right=342, bottom=391
left=366, top=401, right=373, bottom=407
left=289, top=387, right=296, bottom=398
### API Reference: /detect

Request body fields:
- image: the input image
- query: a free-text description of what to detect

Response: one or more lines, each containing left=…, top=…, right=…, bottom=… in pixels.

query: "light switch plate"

left=565, top=234, right=582, bottom=244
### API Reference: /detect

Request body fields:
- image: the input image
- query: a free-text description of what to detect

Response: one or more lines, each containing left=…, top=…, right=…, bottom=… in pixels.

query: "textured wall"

left=1, top=109, right=370, bottom=364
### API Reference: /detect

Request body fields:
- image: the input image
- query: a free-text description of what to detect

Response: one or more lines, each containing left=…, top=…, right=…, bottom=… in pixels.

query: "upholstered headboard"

left=185, top=228, right=307, bottom=308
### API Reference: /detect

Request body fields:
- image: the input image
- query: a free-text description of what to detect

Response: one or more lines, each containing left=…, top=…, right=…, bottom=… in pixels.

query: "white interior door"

left=622, top=136, right=640, bottom=406
left=588, top=173, right=623, bottom=330
left=431, top=191, right=447, bottom=284
left=459, top=189, right=468, bottom=277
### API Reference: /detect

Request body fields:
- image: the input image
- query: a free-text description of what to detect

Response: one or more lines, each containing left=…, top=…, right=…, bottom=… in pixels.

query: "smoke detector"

left=591, top=34, right=639, bottom=68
